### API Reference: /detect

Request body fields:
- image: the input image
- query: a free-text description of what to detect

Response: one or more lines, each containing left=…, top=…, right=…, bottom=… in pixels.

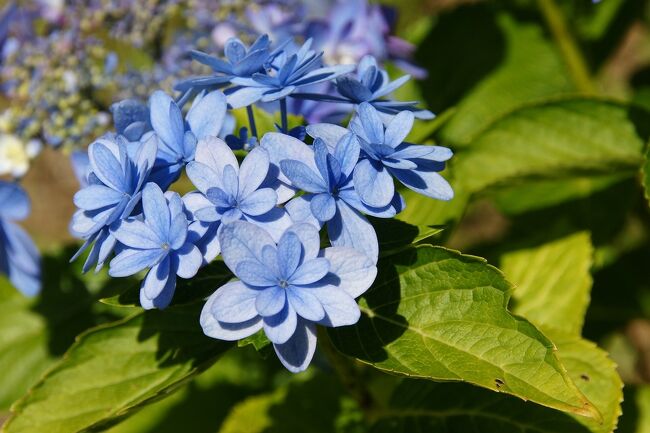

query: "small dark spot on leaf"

left=580, top=374, right=590, bottom=382
left=495, top=378, right=504, bottom=388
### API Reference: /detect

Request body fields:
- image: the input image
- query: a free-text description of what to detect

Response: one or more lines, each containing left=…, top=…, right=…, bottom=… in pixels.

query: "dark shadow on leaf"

left=328, top=250, right=413, bottom=362
left=30, top=245, right=124, bottom=356
left=415, top=4, right=506, bottom=113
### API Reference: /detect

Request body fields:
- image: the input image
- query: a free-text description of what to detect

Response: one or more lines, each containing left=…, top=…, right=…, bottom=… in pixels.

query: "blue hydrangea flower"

left=110, top=99, right=152, bottom=142
left=226, top=38, right=354, bottom=108
left=175, top=35, right=273, bottom=104
left=281, top=134, right=403, bottom=263
left=148, top=90, right=227, bottom=189
left=110, top=182, right=202, bottom=310
left=310, top=102, right=453, bottom=208
left=70, top=135, right=157, bottom=273
left=0, top=181, right=40, bottom=296
left=200, top=221, right=377, bottom=372
left=183, top=137, right=292, bottom=263
left=294, top=55, right=433, bottom=119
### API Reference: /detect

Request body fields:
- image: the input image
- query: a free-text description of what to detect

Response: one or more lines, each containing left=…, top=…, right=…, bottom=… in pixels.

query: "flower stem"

left=280, top=98, right=288, bottom=133
left=536, top=0, right=596, bottom=95
left=246, top=105, right=258, bottom=138
left=317, top=327, right=376, bottom=414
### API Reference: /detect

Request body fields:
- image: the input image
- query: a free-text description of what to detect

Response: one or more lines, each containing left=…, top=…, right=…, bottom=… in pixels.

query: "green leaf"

left=0, top=251, right=125, bottom=410
left=426, top=10, right=574, bottom=146
left=493, top=174, right=629, bottom=216
left=551, top=334, right=623, bottom=433
left=503, top=232, right=594, bottom=336
left=642, top=145, right=650, bottom=207
left=371, top=380, right=594, bottom=433
left=218, top=370, right=363, bottom=433
left=328, top=245, right=599, bottom=420
left=106, top=347, right=278, bottom=433
left=3, top=304, right=232, bottom=433
left=453, top=98, right=648, bottom=194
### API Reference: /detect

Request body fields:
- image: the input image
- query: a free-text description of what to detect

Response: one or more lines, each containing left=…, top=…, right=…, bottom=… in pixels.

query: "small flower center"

left=278, top=279, right=289, bottom=289
left=161, top=242, right=170, bottom=251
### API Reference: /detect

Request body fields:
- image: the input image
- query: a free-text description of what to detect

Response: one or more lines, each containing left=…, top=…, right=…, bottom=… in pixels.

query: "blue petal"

left=320, top=246, right=377, bottom=299
left=186, top=161, right=222, bottom=195
left=328, top=201, right=379, bottom=264
left=305, top=123, right=348, bottom=152
left=109, top=248, right=165, bottom=277
left=112, top=219, right=162, bottom=249
left=218, top=220, right=275, bottom=273
left=238, top=147, right=270, bottom=198
left=310, top=285, right=360, bottom=327
left=280, top=160, right=326, bottom=193
left=285, top=195, right=321, bottom=229
left=0, top=220, right=41, bottom=296
left=226, top=86, right=267, bottom=109
left=384, top=110, right=414, bottom=148
left=149, top=91, right=184, bottom=154
left=287, top=288, right=325, bottom=321
left=334, top=133, right=360, bottom=179
left=210, top=279, right=261, bottom=323
left=190, top=50, right=232, bottom=73
left=290, top=257, right=329, bottom=285
left=73, top=185, right=124, bottom=211
left=239, top=188, right=277, bottom=216
left=140, top=271, right=176, bottom=310
left=263, top=301, right=297, bottom=344
left=142, top=255, right=171, bottom=300
left=0, top=182, right=30, bottom=220
left=285, top=223, right=321, bottom=261
left=371, top=74, right=410, bottom=99
left=222, top=165, right=240, bottom=199
left=255, top=285, right=287, bottom=317
left=193, top=137, right=239, bottom=179
left=89, top=140, right=127, bottom=192
left=261, top=132, right=318, bottom=185
left=244, top=207, right=295, bottom=243
left=390, top=144, right=451, bottom=160
left=391, top=168, right=454, bottom=201
left=277, top=231, right=302, bottom=279
left=142, top=183, right=171, bottom=240
left=339, top=188, right=404, bottom=218
left=273, top=320, right=317, bottom=373
left=206, top=187, right=232, bottom=209
left=174, top=243, right=202, bottom=279
left=356, top=102, right=384, bottom=144
left=336, top=76, right=372, bottom=101
left=352, top=159, right=395, bottom=208
left=310, top=193, right=336, bottom=222
left=187, top=220, right=221, bottom=264
left=236, top=260, right=277, bottom=287
left=187, top=91, right=227, bottom=140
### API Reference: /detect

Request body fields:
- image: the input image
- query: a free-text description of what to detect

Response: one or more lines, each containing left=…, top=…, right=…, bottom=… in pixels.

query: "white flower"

left=0, top=134, right=41, bottom=178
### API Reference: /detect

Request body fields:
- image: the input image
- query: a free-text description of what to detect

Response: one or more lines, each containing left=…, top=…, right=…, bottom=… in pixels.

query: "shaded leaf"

left=328, top=245, right=599, bottom=419
left=371, top=380, right=592, bottom=433
left=3, top=304, right=232, bottom=433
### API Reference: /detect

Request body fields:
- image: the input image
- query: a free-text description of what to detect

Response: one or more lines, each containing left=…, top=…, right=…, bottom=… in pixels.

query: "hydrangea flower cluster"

left=67, top=31, right=453, bottom=372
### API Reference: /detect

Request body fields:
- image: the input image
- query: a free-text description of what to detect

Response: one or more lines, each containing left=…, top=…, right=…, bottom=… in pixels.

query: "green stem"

left=246, top=105, right=258, bottom=138
left=537, top=0, right=596, bottom=95
left=317, top=327, right=376, bottom=415
left=280, top=98, right=288, bottom=133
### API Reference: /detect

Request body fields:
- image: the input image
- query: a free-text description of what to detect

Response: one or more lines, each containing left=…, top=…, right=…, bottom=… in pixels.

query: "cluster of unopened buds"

left=69, top=33, right=453, bottom=372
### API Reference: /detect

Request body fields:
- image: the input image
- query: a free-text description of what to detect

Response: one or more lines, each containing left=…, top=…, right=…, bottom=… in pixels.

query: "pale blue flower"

left=281, top=134, right=403, bottom=263
left=313, top=102, right=453, bottom=208
left=70, top=134, right=157, bottom=273
left=226, top=38, right=354, bottom=109
left=0, top=181, right=40, bottom=296
left=148, top=90, right=227, bottom=189
left=294, top=55, right=434, bottom=119
left=183, top=137, right=292, bottom=264
left=109, top=182, right=203, bottom=310
left=200, top=221, right=377, bottom=372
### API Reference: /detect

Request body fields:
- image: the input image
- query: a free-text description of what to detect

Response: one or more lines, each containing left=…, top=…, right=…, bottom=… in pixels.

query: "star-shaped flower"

left=109, top=183, right=203, bottom=309
left=200, top=221, right=377, bottom=372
